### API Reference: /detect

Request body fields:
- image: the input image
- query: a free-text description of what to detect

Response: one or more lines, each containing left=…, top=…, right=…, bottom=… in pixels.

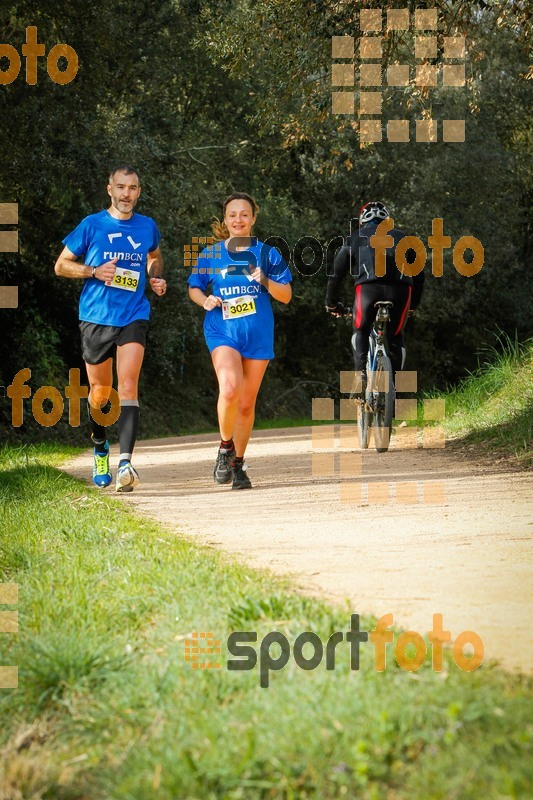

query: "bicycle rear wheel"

left=372, top=354, right=395, bottom=453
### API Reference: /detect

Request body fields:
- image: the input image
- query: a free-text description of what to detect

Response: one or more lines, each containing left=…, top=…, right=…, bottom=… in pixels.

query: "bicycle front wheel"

left=350, top=368, right=370, bottom=450
left=357, top=401, right=370, bottom=449
left=372, top=354, right=395, bottom=453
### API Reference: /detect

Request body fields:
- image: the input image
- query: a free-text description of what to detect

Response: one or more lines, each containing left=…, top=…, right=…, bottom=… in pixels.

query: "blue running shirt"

left=187, top=239, right=292, bottom=359
left=63, top=210, right=161, bottom=326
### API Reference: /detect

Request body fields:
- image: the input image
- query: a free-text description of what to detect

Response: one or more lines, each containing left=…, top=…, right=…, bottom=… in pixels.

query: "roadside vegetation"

left=0, top=444, right=531, bottom=799
left=438, top=336, right=532, bottom=466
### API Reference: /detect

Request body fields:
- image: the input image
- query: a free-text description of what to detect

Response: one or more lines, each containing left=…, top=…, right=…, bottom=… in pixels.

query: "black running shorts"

left=79, top=319, right=149, bottom=365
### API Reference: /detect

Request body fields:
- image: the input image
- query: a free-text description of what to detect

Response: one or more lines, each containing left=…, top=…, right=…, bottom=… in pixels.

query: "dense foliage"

left=0, top=0, right=531, bottom=441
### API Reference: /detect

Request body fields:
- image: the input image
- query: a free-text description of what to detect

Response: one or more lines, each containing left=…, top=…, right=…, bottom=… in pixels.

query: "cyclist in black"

left=325, top=201, right=424, bottom=394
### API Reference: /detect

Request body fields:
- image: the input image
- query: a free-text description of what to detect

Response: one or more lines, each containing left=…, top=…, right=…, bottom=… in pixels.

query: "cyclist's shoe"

left=214, top=445, right=235, bottom=484
left=232, top=461, right=252, bottom=490
left=92, top=439, right=112, bottom=488
left=116, top=461, right=139, bottom=493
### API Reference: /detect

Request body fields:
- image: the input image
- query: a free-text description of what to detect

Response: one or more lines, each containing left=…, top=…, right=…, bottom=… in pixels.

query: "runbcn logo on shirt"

left=220, top=285, right=261, bottom=297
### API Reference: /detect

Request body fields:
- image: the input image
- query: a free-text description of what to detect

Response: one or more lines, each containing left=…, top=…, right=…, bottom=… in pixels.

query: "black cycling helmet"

left=359, top=201, right=391, bottom=225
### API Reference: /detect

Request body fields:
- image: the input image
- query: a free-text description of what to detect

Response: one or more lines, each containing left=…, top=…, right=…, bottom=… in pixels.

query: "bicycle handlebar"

left=325, top=303, right=353, bottom=318
left=327, top=303, right=416, bottom=321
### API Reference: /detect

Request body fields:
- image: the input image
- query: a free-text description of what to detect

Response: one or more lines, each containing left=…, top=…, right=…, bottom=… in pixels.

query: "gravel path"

left=64, top=427, right=533, bottom=672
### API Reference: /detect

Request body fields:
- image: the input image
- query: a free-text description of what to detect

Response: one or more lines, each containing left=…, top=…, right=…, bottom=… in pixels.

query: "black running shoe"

left=232, top=461, right=252, bottom=490
left=214, top=446, right=235, bottom=484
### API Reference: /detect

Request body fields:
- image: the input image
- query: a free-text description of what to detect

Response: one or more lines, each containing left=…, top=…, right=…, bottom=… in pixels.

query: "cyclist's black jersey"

left=326, top=221, right=425, bottom=309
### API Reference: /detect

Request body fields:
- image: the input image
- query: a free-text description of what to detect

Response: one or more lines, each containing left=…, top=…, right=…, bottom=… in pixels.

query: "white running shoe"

left=116, top=461, right=139, bottom=493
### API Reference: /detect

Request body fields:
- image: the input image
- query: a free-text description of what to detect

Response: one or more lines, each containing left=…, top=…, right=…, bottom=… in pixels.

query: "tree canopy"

left=0, top=0, right=531, bottom=439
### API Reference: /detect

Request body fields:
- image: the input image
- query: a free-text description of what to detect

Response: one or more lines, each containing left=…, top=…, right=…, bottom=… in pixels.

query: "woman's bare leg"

left=211, top=346, right=244, bottom=441
left=233, top=358, right=269, bottom=457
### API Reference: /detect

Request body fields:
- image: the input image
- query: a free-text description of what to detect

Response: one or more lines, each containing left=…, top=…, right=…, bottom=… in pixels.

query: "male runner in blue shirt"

left=54, top=165, right=166, bottom=491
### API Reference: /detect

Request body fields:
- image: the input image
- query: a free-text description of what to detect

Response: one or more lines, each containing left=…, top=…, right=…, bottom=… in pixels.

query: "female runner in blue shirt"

left=187, top=193, right=292, bottom=489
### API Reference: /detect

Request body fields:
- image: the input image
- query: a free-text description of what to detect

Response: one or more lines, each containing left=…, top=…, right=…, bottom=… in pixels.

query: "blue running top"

left=63, top=210, right=161, bottom=326
left=187, top=239, right=292, bottom=360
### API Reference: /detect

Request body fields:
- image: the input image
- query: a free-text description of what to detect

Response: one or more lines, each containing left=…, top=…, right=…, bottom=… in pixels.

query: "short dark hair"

left=108, top=164, right=141, bottom=184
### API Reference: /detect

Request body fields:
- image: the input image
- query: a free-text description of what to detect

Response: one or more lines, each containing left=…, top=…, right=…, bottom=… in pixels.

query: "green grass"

left=0, top=444, right=532, bottom=799
left=435, top=335, right=533, bottom=466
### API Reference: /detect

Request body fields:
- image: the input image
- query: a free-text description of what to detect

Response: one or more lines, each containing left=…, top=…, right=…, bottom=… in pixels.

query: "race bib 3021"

left=221, top=295, right=257, bottom=320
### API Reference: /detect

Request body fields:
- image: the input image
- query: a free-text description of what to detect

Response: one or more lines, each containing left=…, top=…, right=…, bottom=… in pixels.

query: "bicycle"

left=327, top=300, right=396, bottom=452
left=353, top=300, right=395, bottom=453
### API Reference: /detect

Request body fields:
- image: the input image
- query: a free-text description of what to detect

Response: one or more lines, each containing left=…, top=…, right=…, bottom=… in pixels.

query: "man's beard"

left=113, top=198, right=136, bottom=213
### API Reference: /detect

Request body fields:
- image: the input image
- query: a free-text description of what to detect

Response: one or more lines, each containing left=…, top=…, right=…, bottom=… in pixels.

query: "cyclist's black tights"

left=351, top=282, right=412, bottom=372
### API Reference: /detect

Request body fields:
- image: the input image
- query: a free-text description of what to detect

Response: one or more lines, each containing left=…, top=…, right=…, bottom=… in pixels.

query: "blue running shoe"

left=116, top=461, right=139, bottom=493
left=92, top=439, right=112, bottom=488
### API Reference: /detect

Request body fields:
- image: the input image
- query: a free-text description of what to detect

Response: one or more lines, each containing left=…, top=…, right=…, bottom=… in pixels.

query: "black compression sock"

left=118, top=401, right=139, bottom=462
left=87, top=399, right=111, bottom=442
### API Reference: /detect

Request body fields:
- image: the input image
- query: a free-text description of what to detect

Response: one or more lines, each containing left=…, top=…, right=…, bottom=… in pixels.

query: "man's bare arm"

left=54, top=246, right=117, bottom=281
left=147, top=247, right=163, bottom=278
left=147, top=247, right=166, bottom=296
left=54, top=246, right=91, bottom=278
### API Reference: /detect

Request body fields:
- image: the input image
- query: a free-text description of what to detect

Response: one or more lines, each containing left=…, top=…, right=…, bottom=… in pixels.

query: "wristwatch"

left=91, top=266, right=97, bottom=279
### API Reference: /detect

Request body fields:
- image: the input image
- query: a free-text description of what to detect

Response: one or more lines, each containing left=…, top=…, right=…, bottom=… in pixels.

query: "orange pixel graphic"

left=331, top=8, right=467, bottom=144
left=0, top=583, right=18, bottom=690
left=185, top=237, right=222, bottom=274
left=0, top=203, right=19, bottom=308
left=312, top=371, right=446, bottom=505
left=184, top=631, right=222, bottom=670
